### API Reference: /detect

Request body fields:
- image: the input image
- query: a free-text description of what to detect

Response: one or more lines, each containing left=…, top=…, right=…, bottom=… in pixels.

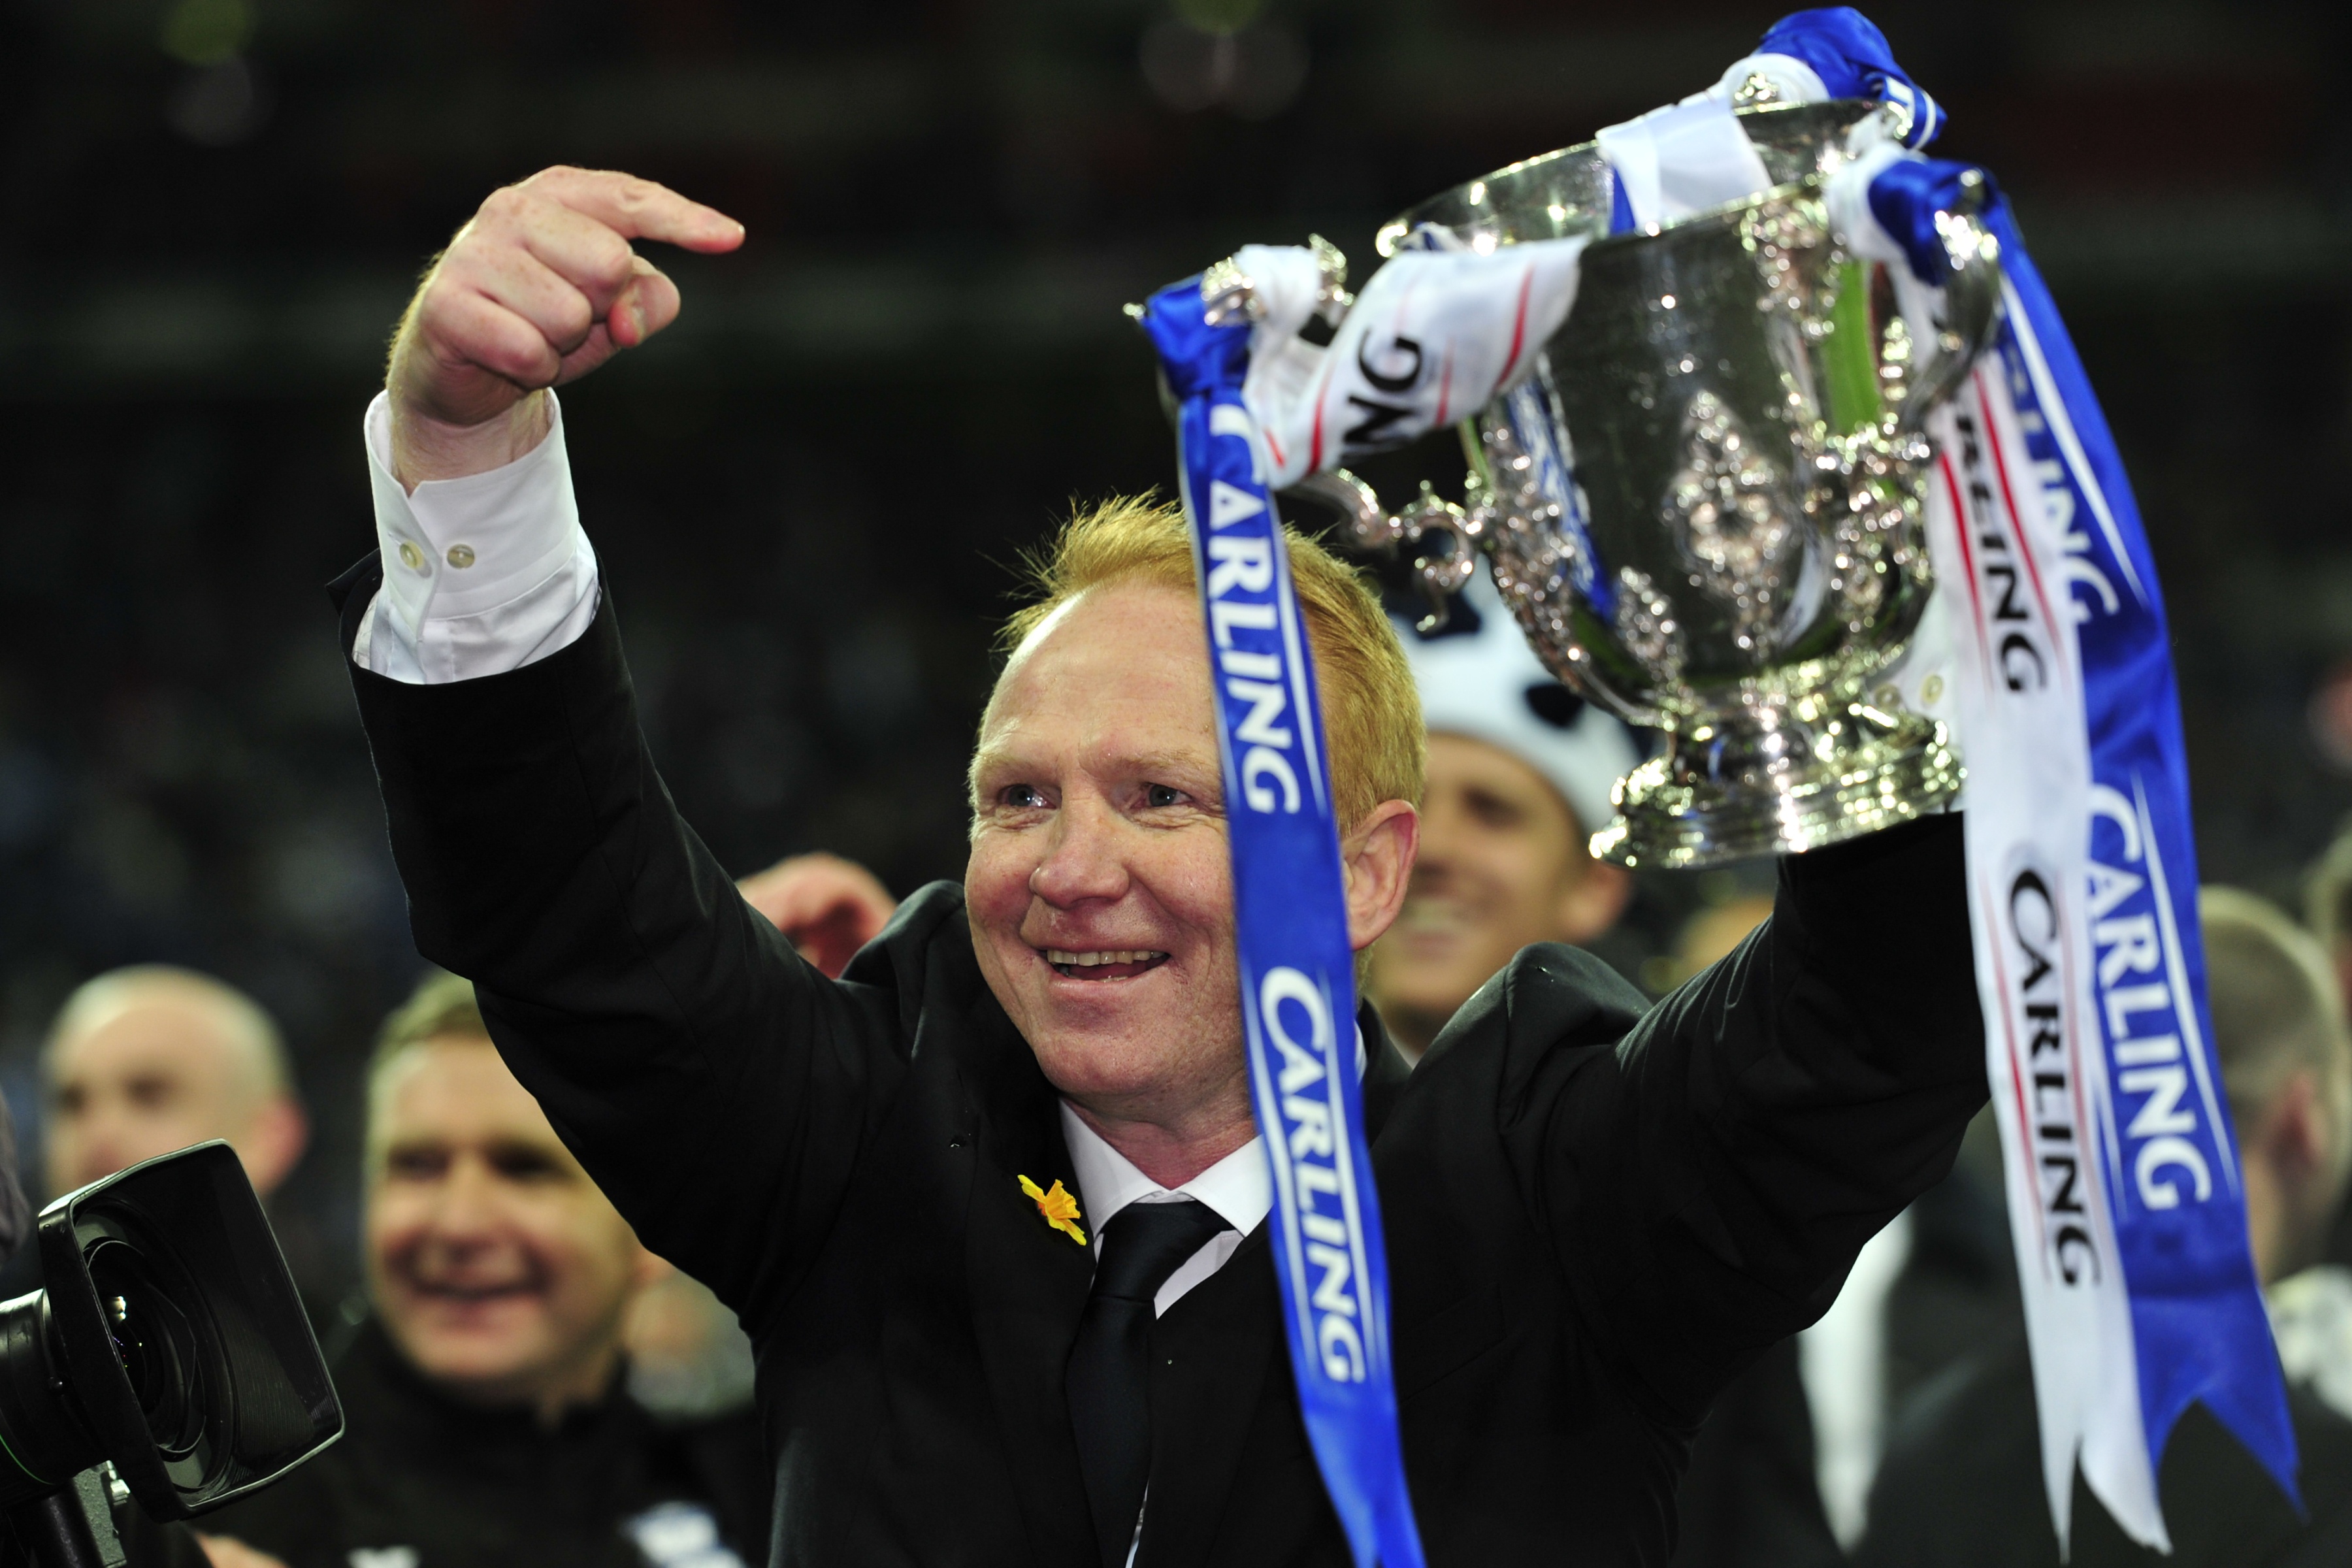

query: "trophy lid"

left=1373, top=99, right=1891, bottom=259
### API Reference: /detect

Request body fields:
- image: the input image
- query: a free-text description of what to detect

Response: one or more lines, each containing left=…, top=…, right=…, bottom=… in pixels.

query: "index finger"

left=521, top=166, right=745, bottom=254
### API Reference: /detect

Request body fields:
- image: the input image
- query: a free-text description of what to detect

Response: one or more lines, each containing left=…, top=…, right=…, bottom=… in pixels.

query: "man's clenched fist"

left=385, top=167, right=743, bottom=488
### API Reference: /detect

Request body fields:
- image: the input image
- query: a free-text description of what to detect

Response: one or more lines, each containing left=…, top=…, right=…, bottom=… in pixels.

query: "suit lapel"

left=964, top=997, right=1100, bottom=1568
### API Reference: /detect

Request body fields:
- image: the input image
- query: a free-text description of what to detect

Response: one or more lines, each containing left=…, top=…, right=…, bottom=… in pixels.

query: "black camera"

left=0, top=1143, right=342, bottom=1565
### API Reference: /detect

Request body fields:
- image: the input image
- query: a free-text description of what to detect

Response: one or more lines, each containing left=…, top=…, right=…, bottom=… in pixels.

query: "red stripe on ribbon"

left=1976, top=381, right=2064, bottom=645
left=1499, top=266, right=1535, bottom=383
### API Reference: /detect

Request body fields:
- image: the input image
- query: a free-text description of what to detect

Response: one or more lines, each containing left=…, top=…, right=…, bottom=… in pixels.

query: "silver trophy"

left=1308, top=99, right=2001, bottom=867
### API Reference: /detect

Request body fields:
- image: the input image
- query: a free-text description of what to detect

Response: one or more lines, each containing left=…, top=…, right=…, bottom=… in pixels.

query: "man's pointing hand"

left=385, top=167, right=743, bottom=488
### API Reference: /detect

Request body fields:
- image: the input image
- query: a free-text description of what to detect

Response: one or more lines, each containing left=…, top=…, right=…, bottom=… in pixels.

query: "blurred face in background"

left=1370, top=732, right=1629, bottom=1056
left=43, top=979, right=306, bottom=1199
left=366, top=1035, right=657, bottom=1422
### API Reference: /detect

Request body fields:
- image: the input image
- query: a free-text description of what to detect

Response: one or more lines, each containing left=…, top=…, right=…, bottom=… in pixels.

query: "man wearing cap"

left=1366, top=564, right=1637, bottom=1065
left=329, top=165, right=1984, bottom=1567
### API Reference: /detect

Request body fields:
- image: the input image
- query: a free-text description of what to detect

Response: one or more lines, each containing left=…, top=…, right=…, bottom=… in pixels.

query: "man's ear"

left=1554, top=857, right=1631, bottom=947
left=1344, top=800, right=1420, bottom=953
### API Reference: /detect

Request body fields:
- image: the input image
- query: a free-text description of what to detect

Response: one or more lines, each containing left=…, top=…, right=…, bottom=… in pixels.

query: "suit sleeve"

left=340, top=563, right=910, bottom=1320
left=1529, top=813, right=1986, bottom=1425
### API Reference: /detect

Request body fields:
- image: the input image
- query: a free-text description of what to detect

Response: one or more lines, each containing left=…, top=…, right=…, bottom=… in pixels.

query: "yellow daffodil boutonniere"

left=1019, top=1175, right=1086, bottom=1246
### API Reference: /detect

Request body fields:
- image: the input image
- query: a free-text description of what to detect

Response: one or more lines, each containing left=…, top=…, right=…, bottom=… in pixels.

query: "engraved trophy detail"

left=1300, top=100, right=2000, bottom=867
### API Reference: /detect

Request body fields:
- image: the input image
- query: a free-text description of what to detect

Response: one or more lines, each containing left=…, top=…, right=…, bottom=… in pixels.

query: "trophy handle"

left=1891, top=169, right=2004, bottom=434
left=1282, top=470, right=1477, bottom=632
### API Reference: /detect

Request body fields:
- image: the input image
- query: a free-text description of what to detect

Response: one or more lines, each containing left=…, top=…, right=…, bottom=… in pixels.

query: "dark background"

left=1, top=0, right=2345, bottom=1298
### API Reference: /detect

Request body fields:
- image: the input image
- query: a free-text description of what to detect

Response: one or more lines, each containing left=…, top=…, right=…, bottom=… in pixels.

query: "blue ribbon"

left=1865, top=156, right=1989, bottom=284
left=1604, top=8, right=1944, bottom=238
left=1757, top=7, right=1943, bottom=146
left=1872, top=156, right=2302, bottom=1509
left=1136, top=282, right=1428, bottom=1568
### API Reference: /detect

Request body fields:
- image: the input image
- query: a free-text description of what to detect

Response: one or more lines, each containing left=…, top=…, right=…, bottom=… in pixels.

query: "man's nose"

left=1028, top=798, right=1132, bottom=907
left=60, top=1109, right=128, bottom=1185
left=423, top=1157, right=504, bottom=1238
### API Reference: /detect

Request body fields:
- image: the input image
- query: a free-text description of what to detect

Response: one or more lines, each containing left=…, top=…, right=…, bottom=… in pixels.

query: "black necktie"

left=1066, top=1198, right=1231, bottom=1568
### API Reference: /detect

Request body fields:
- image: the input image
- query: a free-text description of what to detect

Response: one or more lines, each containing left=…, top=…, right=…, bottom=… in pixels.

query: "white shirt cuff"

left=353, top=389, right=600, bottom=683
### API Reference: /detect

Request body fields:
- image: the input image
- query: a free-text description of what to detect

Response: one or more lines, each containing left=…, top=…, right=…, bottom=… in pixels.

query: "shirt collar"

left=1055, top=1022, right=1367, bottom=1250
left=1059, top=1103, right=1269, bottom=1251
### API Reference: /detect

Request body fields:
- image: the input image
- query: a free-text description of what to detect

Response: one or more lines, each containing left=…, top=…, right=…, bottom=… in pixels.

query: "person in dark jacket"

left=0, top=966, right=314, bottom=1309
left=1369, top=561, right=1837, bottom=1568
left=1855, top=889, right=2352, bottom=1568
left=332, top=164, right=1987, bottom=1567
left=203, top=973, right=768, bottom=1568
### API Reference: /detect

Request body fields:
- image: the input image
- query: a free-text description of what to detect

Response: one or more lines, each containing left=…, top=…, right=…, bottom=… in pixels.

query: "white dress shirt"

left=1059, top=1108, right=1270, bottom=1316
left=352, top=390, right=598, bottom=683
left=1055, top=1024, right=1365, bottom=1314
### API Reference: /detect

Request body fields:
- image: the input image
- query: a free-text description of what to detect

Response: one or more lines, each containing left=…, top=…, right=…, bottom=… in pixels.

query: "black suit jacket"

left=203, top=1320, right=771, bottom=1568
left=340, top=571, right=1985, bottom=1567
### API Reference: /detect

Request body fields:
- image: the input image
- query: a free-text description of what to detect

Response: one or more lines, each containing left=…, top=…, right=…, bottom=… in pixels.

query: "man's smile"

left=403, top=1268, right=544, bottom=1307
left=1039, top=947, right=1171, bottom=981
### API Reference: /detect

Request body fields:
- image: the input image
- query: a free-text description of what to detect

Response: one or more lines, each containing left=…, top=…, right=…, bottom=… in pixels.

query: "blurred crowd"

left=15, top=537, right=2352, bottom=1565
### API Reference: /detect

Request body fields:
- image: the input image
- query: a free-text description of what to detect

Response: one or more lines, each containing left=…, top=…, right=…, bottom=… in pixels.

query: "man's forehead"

left=1429, top=730, right=1567, bottom=798
left=972, top=681, right=1220, bottom=781
left=52, top=1002, right=232, bottom=1080
left=376, top=1037, right=557, bottom=1138
left=981, top=585, right=1213, bottom=742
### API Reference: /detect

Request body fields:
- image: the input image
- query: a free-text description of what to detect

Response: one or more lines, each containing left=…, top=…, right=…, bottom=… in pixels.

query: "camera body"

left=0, top=1143, right=342, bottom=1526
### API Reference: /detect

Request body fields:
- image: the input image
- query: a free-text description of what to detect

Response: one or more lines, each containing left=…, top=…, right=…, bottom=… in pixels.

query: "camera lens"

left=83, top=1241, right=206, bottom=1459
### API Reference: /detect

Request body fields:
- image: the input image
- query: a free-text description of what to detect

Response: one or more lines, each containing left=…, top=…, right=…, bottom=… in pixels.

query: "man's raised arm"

left=1526, top=815, right=1986, bottom=1428
left=355, top=167, right=741, bottom=683
left=342, top=172, right=915, bottom=1319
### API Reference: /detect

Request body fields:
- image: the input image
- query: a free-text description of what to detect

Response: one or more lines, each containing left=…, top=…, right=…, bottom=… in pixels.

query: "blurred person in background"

left=1364, top=563, right=1633, bottom=1064
left=0, top=972, right=285, bottom=1567
left=201, top=971, right=768, bottom=1568
left=623, top=1264, right=759, bottom=1420
left=1854, top=888, right=2352, bottom=1567
left=1367, top=567, right=1840, bottom=1568
left=2304, top=823, right=2352, bottom=1271
left=737, top=851, right=898, bottom=979
left=0, top=966, right=311, bottom=1302
left=39, top=964, right=308, bottom=1200
left=2304, top=825, right=2352, bottom=1012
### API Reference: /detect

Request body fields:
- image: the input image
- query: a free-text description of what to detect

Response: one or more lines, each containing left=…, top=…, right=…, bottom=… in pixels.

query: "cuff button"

left=446, top=544, right=476, bottom=568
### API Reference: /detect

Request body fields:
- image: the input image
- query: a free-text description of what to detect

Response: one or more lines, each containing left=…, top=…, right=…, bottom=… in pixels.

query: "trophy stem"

left=1590, top=704, right=1963, bottom=869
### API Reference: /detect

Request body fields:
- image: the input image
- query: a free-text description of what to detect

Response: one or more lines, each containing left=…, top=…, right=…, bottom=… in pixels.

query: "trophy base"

left=1589, top=709, right=1963, bottom=870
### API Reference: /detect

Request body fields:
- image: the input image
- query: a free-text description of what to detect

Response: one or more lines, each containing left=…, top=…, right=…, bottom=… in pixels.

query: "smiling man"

left=201, top=973, right=768, bottom=1568
left=329, top=166, right=1987, bottom=1567
left=41, top=966, right=308, bottom=1200
left=1365, top=563, right=1635, bottom=1064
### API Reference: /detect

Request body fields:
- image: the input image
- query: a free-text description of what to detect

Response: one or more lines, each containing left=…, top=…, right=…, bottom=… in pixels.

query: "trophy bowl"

left=1371, top=99, right=1891, bottom=260
left=1326, top=101, right=2000, bottom=867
